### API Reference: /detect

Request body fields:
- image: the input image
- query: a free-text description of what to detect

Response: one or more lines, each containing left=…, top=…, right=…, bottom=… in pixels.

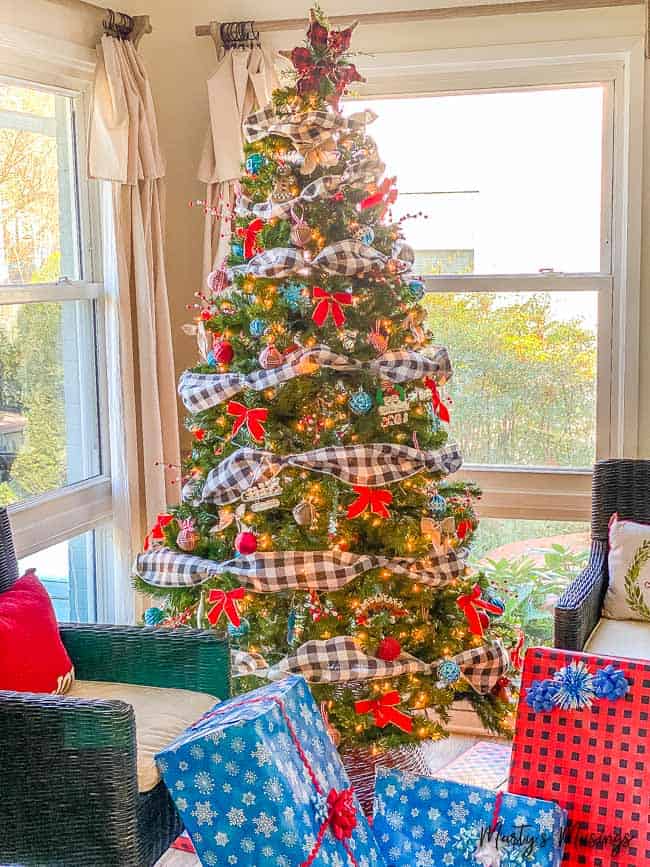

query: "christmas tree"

left=136, top=8, right=518, bottom=748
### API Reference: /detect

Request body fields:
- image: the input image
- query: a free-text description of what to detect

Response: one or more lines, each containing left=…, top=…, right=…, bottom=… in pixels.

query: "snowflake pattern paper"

left=373, top=768, right=566, bottom=867
left=155, top=675, right=385, bottom=867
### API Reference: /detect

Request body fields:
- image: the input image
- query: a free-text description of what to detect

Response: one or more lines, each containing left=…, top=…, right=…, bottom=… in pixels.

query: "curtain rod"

left=48, top=0, right=152, bottom=45
left=195, top=0, right=643, bottom=38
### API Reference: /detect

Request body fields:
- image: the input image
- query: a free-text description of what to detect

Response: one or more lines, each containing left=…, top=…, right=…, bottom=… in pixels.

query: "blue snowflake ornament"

left=249, top=318, right=267, bottom=338
left=349, top=388, right=373, bottom=415
left=438, top=659, right=462, bottom=685
left=525, top=679, right=559, bottom=713
left=552, top=660, right=595, bottom=710
left=593, top=664, right=629, bottom=700
left=281, top=282, right=304, bottom=310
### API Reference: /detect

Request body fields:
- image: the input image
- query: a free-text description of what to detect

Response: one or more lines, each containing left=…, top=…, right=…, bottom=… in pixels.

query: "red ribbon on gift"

left=346, top=486, right=392, bottom=520
left=207, top=587, right=246, bottom=627
left=457, top=584, right=504, bottom=638
left=354, top=691, right=413, bottom=733
left=144, top=513, right=173, bottom=551
left=312, top=286, right=352, bottom=328
left=424, top=376, right=451, bottom=423
left=511, top=630, right=525, bottom=671
left=227, top=401, right=268, bottom=441
left=236, top=217, right=264, bottom=259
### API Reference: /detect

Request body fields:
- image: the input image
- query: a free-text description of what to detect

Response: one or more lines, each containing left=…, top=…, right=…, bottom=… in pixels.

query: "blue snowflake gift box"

left=155, top=675, right=386, bottom=867
left=373, top=768, right=567, bottom=867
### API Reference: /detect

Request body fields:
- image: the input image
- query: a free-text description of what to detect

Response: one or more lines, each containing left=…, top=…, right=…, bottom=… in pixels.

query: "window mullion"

left=0, top=280, right=103, bottom=304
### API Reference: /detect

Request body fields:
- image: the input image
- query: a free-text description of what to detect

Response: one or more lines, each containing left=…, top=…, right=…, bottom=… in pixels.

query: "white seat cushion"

left=584, top=618, right=650, bottom=661
left=66, top=680, right=218, bottom=792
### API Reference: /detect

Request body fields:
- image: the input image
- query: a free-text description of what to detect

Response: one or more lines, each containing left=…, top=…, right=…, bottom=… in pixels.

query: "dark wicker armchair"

left=0, top=508, right=231, bottom=866
left=554, top=459, right=650, bottom=651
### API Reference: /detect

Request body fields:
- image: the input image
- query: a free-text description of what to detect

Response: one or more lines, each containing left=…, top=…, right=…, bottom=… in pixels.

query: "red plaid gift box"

left=509, top=646, right=650, bottom=867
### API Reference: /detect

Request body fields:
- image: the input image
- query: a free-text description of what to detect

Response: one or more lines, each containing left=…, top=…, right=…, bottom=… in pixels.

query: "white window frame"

left=355, top=35, right=643, bottom=522
left=0, top=45, right=117, bottom=618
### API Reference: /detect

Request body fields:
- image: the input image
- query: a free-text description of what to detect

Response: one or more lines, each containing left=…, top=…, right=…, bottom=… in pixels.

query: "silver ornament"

left=293, top=499, right=317, bottom=527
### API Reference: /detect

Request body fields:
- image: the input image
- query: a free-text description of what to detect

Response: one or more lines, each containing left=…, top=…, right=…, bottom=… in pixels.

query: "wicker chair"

left=554, top=459, right=650, bottom=652
left=0, top=508, right=231, bottom=866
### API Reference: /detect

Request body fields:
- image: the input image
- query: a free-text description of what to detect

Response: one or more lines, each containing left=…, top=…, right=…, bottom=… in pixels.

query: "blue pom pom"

left=593, top=664, right=629, bottom=700
left=232, top=242, right=244, bottom=257
left=437, top=659, right=461, bottom=685
left=429, top=493, right=447, bottom=518
left=245, top=153, right=265, bottom=175
left=144, top=607, right=165, bottom=626
left=525, top=679, right=559, bottom=713
left=249, top=318, right=267, bottom=338
left=227, top=617, right=250, bottom=639
left=349, top=388, right=373, bottom=415
left=407, top=279, right=425, bottom=301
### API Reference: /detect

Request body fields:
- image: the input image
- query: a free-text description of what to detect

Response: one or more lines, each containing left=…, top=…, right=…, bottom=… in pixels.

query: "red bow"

left=207, top=587, right=246, bottom=627
left=326, top=788, right=357, bottom=841
left=312, top=286, right=352, bottom=328
left=227, top=401, right=268, bottom=441
left=347, top=486, right=392, bottom=520
left=359, top=177, right=398, bottom=217
left=424, top=377, right=450, bottom=423
left=457, top=584, right=504, bottom=638
left=355, top=691, right=413, bottom=733
left=144, top=513, right=173, bottom=550
left=456, top=518, right=472, bottom=541
left=236, top=218, right=264, bottom=259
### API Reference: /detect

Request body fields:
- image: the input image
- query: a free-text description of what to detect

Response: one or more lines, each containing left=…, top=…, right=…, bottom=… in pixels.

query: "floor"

left=155, top=734, right=487, bottom=866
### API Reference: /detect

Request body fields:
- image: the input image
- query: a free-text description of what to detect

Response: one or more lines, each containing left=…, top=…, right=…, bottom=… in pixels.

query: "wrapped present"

left=155, top=675, right=386, bottom=867
left=509, top=646, right=648, bottom=866
left=435, top=740, right=513, bottom=790
left=373, top=767, right=567, bottom=867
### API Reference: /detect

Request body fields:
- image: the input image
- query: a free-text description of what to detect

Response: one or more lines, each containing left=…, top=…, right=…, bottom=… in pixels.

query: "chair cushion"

left=0, top=569, right=74, bottom=694
left=602, top=513, right=650, bottom=620
left=67, top=679, right=218, bottom=792
left=584, top=617, right=650, bottom=661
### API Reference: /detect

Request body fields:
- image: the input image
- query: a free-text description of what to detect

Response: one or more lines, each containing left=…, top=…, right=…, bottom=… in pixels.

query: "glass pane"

left=350, top=86, right=604, bottom=274
left=19, top=530, right=97, bottom=622
left=425, top=291, right=597, bottom=468
left=0, top=83, right=80, bottom=284
left=0, top=300, right=101, bottom=505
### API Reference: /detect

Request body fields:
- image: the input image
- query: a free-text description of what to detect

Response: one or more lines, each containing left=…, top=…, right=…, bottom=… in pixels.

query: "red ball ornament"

left=235, top=531, right=257, bottom=555
left=213, top=340, right=234, bottom=364
left=478, top=611, right=490, bottom=631
left=200, top=309, right=212, bottom=321
left=376, top=636, right=402, bottom=661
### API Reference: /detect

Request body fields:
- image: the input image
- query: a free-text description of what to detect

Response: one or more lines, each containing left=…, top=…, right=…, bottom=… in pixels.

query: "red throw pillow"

left=0, top=569, right=74, bottom=694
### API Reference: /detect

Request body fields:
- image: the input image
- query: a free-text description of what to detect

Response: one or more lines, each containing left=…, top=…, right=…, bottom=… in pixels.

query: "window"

left=0, top=80, right=113, bottom=620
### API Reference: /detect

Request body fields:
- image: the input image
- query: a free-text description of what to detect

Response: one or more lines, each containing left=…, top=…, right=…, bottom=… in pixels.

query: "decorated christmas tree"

left=136, top=8, right=519, bottom=748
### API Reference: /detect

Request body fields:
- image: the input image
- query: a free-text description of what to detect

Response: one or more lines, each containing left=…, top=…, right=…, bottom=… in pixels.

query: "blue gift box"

left=155, top=675, right=386, bottom=867
left=373, top=768, right=567, bottom=867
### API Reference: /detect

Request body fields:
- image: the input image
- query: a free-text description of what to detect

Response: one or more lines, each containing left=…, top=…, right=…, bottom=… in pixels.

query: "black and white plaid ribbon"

left=243, top=106, right=377, bottom=146
left=135, top=546, right=464, bottom=591
left=200, top=442, right=463, bottom=505
left=229, top=240, right=389, bottom=280
left=266, top=636, right=509, bottom=693
left=178, top=344, right=453, bottom=412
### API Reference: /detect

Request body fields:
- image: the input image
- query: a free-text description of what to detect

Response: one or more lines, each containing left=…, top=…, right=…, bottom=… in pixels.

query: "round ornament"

left=249, top=318, right=267, bottom=338
left=282, top=282, right=304, bottom=310
left=235, top=530, right=257, bottom=555
left=227, top=617, right=250, bottom=638
left=206, top=267, right=230, bottom=294
left=356, top=226, right=374, bottom=246
left=438, top=659, right=462, bottom=685
left=407, top=279, right=426, bottom=301
left=341, top=330, right=358, bottom=352
left=143, top=606, right=165, bottom=626
left=376, top=636, right=402, bottom=661
left=487, top=595, right=506, bottom=616
left=232, top=241, right=244, bottom=257
left=293, top=499, right=317, bottom=527
left=212, top=339, right=234, bottom=365
left=291, top=223, right=312, bottom=247
left=429, top=493, right=447, bottom=518
left=245, top=153, right=265, bottom=175
left=259, top=345, right=284, bottom=369
left=177, top=519, right=199, bottom=553
left=349, top=388, right=373, bottom=416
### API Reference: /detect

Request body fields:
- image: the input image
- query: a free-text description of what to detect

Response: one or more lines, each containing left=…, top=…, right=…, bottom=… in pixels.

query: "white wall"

left=121, top=0, right=648, bottom=456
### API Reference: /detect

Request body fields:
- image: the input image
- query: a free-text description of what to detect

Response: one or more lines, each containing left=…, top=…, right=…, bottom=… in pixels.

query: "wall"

left=120, top=0, right=648, bottom=455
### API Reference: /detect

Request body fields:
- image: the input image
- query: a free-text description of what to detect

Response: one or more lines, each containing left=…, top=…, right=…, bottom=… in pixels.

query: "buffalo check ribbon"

left=228, top=240, right=389, bottom=280
left=227, top=401, right=268, bottom=441
left=243, top=105, right=376, bottom=146
left=354, top=690, right=413, bottom=732
left=312, top=286, right=352, bottom=327
left=207, top=586, right=246, bottom=627
left=457, top=584, right=504, bottom=638
left=346, top=486, right=392, bottom=519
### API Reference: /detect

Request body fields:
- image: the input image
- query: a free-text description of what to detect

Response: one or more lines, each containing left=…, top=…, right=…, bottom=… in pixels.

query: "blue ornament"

left=349, top=388, right=373, bottom=415
left=249, top=318, right=267, bottom=338
left=525, top=679, right=559, bottom=713
left=429, top=493, right=447, bottom=518
left=407, top=279, right=425, bottom=301
left=437, top=659, right=461, bottom=685
left=360, top=227, right=374, bottom=246
left=282, top=282, right=304, bottom=310
left=144, top=606, right=165, bottom=626
left=593, top=664, right=629, bottom=701
left=227, top=617, right=250, bottom=639
left=487, top=594, right=506, bottom=616
left=245, top=153, right=265, bottom=175
left=232, top=241, right=244, bottom=257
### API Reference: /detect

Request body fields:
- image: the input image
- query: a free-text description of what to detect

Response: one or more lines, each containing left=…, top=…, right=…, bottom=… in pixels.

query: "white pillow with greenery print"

left=603, top=514, right=650, bottom=621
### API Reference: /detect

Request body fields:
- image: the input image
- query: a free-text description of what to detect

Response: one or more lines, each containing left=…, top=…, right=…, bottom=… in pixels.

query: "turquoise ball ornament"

left=232, top=241, right=244, bottom=257
left=407, top=279, right=425, bottom=301
left=349, top=388, right=373, bottom=415
left=144, top=606, right=165, bottom=626
left=245, top=153, right=265, bottom=175
left=227, top=617, right=250, bottom=639
left=249, top=318, right=267, bottom=338
left=438, top=659, right=461, bottom=685
left=429, top=493, right=447, bottom=518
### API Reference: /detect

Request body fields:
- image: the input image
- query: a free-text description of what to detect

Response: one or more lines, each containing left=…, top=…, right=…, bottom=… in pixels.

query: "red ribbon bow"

left=424, top=377, right=451, bottom=423
left=326, top=788, right=357, bottom=841
left=144, top=513, right=173, bottom=550
left=354, top=691, right=413, bottom=733
left=207, top=587, right=246, bottom=627
left=312, top=286, right=352, bottom=328
left=227, top=401, right=268, bottom=441
left=236, top=218, right=264, bottom=259
left=346, top=486, right=393, bottom=520
left=457, top=584, right=504, bottom=638
left=359, top=177, right=398, bottom=217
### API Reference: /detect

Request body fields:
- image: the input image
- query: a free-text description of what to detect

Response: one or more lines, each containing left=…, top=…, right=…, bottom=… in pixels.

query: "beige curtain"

left=198, top=46, right=279, bottom=279
left=88, top=34, right=180, bottom=557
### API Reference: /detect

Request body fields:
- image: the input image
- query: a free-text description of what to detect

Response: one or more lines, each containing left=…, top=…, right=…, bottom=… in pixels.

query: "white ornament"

left=474, top=837, right=503, bottom=867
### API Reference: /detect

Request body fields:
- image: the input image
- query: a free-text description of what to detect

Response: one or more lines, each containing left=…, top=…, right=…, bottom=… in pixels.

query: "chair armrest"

left=60, top=623, right=231, bottom=699
left=554, top=540, right=608, bottom=651
left=0, top=690, right=138, bottom=865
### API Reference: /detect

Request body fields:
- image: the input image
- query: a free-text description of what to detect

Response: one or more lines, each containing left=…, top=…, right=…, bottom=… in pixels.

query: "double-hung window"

left=0, top=78, right=113, bottom=621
